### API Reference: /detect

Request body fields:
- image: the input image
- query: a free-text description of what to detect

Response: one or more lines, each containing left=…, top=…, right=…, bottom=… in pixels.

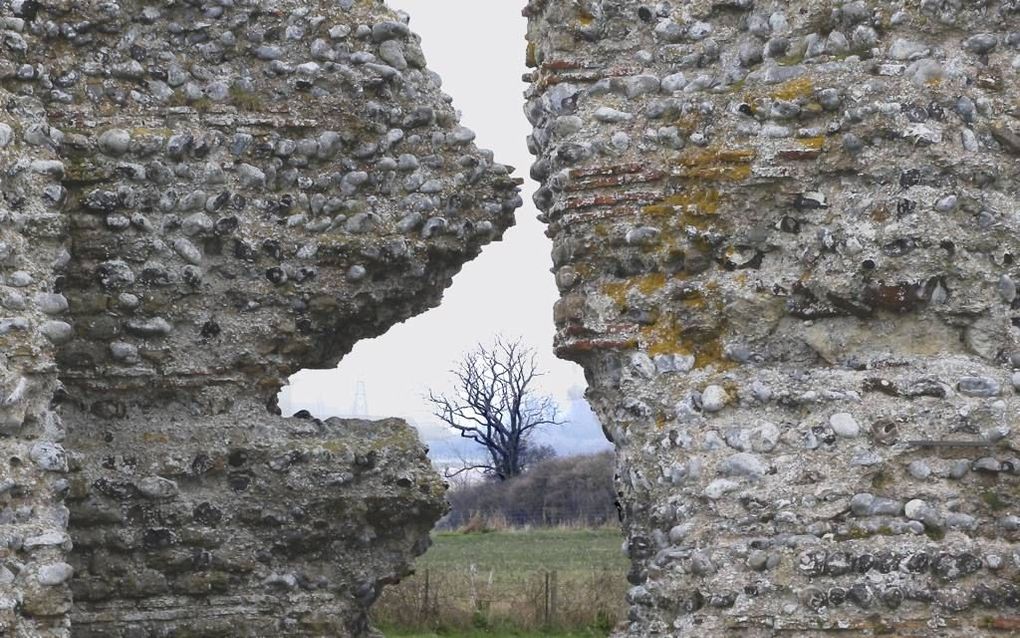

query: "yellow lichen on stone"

left=643, top=189, right=721, bottom=220
left=673, top=113, right=701, bottom=136
left=798, top=136, right=825, bottom=150
left=602, top=273, right=667, bottom=308
left=674, top=149, right=755, bottom=182
left=769, top=77, right=815, bottom=101
left=690, top=331, right=733, bottom=371
left=641, top=316, right=688, bottom=357
left=639, top=314, right=733, bottom=371
left=636, top=272, right=667, bottom=295
left=130, top=127, right=172, bottom=138
left=602, top=281, right=628, bottom=307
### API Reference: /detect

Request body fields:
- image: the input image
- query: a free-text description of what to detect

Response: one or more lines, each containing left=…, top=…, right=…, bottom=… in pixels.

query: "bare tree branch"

left=427, top=336, right=564, bottom=480
left=443, top=463, right=495, bottom=479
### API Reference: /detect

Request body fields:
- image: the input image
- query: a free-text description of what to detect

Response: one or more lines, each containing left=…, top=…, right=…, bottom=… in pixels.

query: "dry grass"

left=458, top=512, right=510, bottom=534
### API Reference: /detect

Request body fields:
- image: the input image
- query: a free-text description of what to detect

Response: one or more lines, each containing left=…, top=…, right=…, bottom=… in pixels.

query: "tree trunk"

left=527, top=1, right=1020, bottom=635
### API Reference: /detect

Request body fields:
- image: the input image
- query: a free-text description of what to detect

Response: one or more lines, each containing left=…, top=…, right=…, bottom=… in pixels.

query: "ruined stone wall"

left=1, top=0, right=521, bottom=635
left=1, top=87, right=73, bottom=637
left=526, top=1, right=1020, bottom=635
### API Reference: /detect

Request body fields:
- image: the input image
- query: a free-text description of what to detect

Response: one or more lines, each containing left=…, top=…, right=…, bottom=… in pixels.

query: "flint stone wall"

left=0, top=0, right=521, bottom=635
left=526, top=0, right=1020, bottom=635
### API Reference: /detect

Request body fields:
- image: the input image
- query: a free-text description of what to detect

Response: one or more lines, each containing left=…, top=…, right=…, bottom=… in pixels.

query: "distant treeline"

left=441, top=452, right=617, bottom=529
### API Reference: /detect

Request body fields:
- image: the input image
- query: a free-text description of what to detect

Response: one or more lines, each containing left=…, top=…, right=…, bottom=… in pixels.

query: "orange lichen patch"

left=674, top=148, right=755, bottom=182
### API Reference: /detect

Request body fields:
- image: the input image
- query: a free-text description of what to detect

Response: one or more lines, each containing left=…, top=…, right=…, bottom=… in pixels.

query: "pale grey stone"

left=37, top=563, right=73, bottom=586
left=829, top=413, right=860, bottom=438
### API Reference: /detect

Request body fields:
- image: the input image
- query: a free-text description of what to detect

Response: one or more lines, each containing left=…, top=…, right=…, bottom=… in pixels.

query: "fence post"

left=550, top=570, right=558, bottom=627
left=421, top=568, right=430, bottom=620
left=543, top=570, right=550, bottom=627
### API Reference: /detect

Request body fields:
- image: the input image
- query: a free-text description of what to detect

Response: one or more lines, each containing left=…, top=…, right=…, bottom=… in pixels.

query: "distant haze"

left=279, top=0, right=610, bottom=458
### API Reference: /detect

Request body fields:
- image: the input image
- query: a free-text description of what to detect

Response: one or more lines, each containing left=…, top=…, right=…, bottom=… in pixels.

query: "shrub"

left=442, top=452, right=616, bottom=530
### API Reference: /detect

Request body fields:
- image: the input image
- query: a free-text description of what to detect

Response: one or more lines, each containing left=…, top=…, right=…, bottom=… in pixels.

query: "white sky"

left=282, top=0, right=588, bottom=442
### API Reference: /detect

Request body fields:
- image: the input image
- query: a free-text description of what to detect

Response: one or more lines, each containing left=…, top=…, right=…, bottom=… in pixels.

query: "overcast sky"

left=281, top=1, right=598, bottom=450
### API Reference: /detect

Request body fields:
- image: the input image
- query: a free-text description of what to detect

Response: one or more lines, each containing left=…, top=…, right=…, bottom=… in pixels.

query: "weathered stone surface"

left=527, top=1, right=1020, bottom=635
left=2, top=0, right=520, bottom=635
left=66, top=413, right=444, bottom=638
left=0, top=83, right=71, bottom=638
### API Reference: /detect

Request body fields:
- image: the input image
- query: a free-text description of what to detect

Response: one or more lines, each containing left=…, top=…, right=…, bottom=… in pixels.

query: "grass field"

left=416, top=528, right=626, bottom=575
left=374, top=528, right=627, bottom=636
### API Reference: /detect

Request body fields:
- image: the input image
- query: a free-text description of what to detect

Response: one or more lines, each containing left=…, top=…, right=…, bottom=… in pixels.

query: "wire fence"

left=438, top=507, right=620, bottom=532
left=374, top=566, right=626, bottom=633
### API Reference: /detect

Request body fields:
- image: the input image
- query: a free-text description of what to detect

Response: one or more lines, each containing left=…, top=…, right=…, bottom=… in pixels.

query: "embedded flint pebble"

left=957, top=376, right=1001, bottom=397
left=1, top=1, right=520, bottom=636
left=527, top=0, right=1020, bottom=635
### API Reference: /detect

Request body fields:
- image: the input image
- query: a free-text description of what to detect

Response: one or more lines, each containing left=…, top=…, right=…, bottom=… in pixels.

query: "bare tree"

left=428, top=337, right=562, bottom=480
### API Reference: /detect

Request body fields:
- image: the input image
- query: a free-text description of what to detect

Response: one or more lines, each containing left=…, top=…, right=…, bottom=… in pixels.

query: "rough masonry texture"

left=0, top=0, right=521, bottom=635
left=527, top=0, right=1020, bottom=636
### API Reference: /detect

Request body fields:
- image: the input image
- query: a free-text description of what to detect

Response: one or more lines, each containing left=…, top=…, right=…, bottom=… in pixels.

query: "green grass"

left=374, top=528, right=627, bottom=636
left=416, top=528, right=627, bottom=577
